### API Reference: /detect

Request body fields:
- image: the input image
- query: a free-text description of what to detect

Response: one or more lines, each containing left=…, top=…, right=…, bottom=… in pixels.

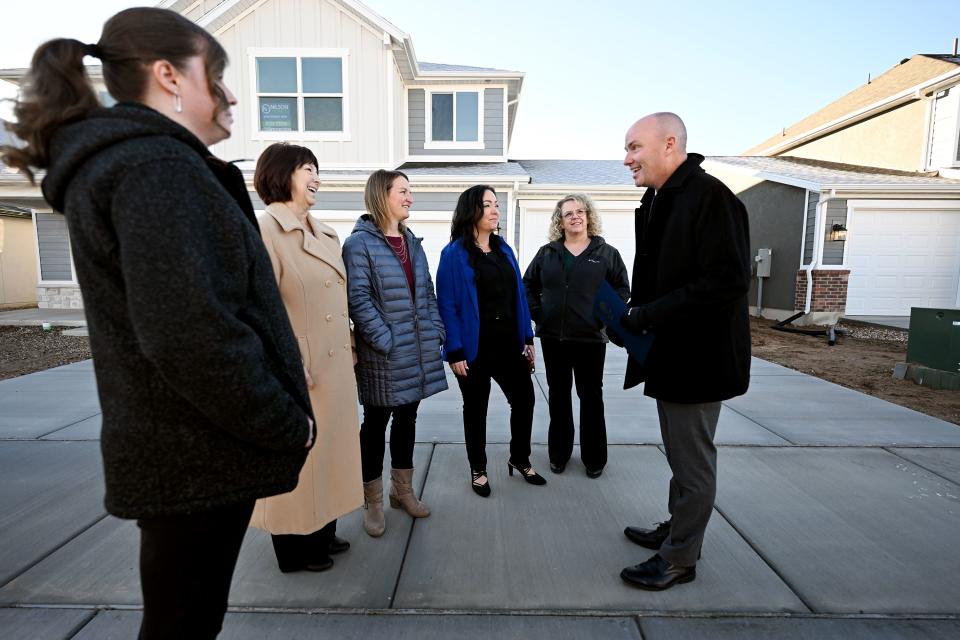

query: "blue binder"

left=594, top=280, right=654, bottom=366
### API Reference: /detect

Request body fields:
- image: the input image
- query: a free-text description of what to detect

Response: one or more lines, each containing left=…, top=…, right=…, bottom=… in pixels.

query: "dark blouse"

left=385, top=235, right=415, bottom=297
left=474, top=247, right=517, bottom=349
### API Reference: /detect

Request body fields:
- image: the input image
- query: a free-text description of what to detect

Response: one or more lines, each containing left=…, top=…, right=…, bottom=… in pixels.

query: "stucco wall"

left=781, top=100, right=926, bottom=172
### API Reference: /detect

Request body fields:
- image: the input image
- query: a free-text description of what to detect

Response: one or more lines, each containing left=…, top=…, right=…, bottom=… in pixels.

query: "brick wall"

left=794, top=270, right=849, bottom=313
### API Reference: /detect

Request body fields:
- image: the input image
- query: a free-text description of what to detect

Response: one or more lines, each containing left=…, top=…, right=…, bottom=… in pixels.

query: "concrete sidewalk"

left=1, top=346, right=959, bottom=638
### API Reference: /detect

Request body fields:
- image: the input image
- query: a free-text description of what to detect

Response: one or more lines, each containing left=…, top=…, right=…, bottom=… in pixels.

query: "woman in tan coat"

left=250, top=143, right=363, bottom=572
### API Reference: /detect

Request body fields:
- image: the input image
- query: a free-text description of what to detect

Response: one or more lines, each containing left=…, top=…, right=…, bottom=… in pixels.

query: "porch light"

left=829, top=223, right=848, bottom=242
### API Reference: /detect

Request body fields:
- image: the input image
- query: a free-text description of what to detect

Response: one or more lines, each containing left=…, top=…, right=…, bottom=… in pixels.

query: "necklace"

left=387, top=235, right=408, bottom=263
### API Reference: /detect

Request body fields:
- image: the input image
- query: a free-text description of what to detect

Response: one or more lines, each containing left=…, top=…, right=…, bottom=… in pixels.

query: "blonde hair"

left=364, top=169, right=409, bottom=233
left=547, top=193, right=602, bottom=242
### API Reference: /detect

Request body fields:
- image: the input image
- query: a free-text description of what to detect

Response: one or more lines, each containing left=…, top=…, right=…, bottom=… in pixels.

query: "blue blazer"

left=436, top=238, right=534, bottom=364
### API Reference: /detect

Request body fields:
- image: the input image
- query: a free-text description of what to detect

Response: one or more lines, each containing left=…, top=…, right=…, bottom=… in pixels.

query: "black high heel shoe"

left=471, top=470, right=491, bottom=497
left=507, top=461, right=547, bottom=485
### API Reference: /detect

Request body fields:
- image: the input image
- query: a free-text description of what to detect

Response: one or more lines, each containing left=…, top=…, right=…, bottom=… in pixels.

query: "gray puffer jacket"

left=342, top=215, right=448, bottom=407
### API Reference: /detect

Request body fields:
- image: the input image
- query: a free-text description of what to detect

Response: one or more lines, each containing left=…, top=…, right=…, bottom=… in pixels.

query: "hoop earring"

left=173, top=93, right=182, bottom=114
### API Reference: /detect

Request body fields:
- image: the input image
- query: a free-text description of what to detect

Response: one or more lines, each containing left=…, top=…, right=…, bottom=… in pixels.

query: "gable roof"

left=707, top=155, right=960, bottom=193
left=745, top=54, right=960, bottom=156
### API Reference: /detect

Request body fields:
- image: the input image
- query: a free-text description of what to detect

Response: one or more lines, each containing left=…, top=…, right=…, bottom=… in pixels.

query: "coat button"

left=328, top=349, right=335, bottom=357
left=338, top=279, right=344, bottom=286
left=342, top=311, right=348, bottom=317
left=325, top=280, right=332, bottom=287
left=343, top=344, right=350, bottom=350
left=326, top=314, right=333, bottom=321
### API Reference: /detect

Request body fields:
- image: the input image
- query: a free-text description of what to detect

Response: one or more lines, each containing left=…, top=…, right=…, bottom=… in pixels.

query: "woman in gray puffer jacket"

left=342, top=169, right=447, bottom=538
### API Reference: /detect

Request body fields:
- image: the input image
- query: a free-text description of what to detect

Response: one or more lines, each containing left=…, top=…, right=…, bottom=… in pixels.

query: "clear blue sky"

left=3, top=0, right=959, bottom=159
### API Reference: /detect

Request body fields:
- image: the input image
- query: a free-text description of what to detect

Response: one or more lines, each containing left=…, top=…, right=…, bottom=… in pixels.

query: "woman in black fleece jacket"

left=0, top=8, right=312, bottom=639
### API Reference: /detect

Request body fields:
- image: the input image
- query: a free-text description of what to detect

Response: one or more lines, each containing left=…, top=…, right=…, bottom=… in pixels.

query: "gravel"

left=0, top=326, right=92, bottom=381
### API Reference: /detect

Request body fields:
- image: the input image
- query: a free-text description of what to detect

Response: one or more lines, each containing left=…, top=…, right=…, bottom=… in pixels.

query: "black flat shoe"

left=328, top=535, right=350, bottom=555
left=549, top=461, right=566, bottom=474
left=471, top=470, right=491, bottom=497
left=507, top=460, right=547, bottom=485
left=585, top=467, right=603, bottom=478
left=624, top=520, right=671, bottom=550
left=305, top=556, right=334, bottom=572
left=620, top=554, right=695, bottom=590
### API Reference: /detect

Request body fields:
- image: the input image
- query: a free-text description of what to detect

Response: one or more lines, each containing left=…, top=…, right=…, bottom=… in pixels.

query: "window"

left=250, top=49, right=348, bottom=140
left=425, top=89, right=483, bottom=149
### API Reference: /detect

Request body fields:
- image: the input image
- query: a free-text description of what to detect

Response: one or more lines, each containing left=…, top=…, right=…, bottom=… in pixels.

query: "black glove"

left=619, top=306, right=648, bottom=336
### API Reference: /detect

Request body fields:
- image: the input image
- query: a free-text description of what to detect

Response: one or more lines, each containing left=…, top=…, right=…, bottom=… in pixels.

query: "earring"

left=173, top=93, right=182, bottom=114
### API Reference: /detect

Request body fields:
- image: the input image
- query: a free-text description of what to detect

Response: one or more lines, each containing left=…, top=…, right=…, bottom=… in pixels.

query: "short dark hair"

left=254, top=143, right=319, bottom=205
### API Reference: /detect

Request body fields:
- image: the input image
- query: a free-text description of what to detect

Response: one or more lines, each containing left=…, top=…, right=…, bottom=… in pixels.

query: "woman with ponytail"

left=1, top=8, right=314, bottom=639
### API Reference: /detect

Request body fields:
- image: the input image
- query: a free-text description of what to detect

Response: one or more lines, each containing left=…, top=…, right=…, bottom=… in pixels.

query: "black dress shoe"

left=507, top=460, right=547, bottom=485
left=585, top=467, right=603, bottom=478
left=549, top=461, right=566, bottom=474
left=624, top=520, right=671, bottom=550
left=471, top=470, right=491, bottom=497
left=305, top=556, right=334, bottom=572
left=620, top=554, right=695, bottom=590
left=328, top=535, right=350, bottom=555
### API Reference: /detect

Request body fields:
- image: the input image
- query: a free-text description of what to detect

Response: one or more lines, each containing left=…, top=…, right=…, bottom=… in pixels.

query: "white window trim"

left=424, top=87, right=485, bottom=150
left=248, top=47, right=350, bottom=142
left=32, top=210, right=78, bottom=286
left=814, top=199, right=849, bottom=270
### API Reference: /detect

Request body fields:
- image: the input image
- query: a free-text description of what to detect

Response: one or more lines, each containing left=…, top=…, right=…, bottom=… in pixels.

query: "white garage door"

left=845, top=206, right=960, bottom=315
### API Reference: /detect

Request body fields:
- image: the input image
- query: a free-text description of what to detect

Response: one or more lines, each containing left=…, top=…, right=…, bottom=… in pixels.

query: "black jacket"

left=623, top=153, right=751, bottom=403
left=42, top=104, right=312, bottom=519
left=523, top=236, right=630, bottom=343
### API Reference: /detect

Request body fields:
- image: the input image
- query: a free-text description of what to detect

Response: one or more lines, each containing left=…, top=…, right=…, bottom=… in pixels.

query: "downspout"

left=803, top=189, right=834, bottom=314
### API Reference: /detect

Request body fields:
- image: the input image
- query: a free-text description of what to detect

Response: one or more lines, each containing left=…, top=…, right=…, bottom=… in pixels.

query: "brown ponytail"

left=0, top=7, right=228, bottom=183
left=1, top=39, right=99, bottom=182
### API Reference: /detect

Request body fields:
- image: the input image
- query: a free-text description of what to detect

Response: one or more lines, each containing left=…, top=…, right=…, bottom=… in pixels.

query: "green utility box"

left=907, top=307, right=960, bottom=373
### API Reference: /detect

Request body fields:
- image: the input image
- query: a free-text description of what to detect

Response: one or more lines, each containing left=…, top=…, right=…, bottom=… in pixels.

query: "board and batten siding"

left=407, top=88, right=505, bottom=157
left=927, top=84, right=960, bottom=170
left=821, top=198, right=848, bottom=265
left=802, top=191, right=819, bottom=265
left=35, top=213, right=73, bottom=282
left=211, top=0, right=392, bottom=167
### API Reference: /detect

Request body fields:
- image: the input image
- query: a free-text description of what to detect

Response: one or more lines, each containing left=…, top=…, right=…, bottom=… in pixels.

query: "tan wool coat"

left=250, top=202, right=363, bottom=534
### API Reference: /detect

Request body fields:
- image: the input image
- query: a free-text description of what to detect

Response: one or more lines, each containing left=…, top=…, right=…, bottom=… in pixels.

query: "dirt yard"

left=0, top=326, right=92, bottom=381
left=1, top=320, right=958, bottom=426
left=751, top=317, right=960, bottom=426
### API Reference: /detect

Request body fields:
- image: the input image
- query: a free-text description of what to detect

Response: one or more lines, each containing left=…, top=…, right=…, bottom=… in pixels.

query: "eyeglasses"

left=562, top=209, right=587, bottom=219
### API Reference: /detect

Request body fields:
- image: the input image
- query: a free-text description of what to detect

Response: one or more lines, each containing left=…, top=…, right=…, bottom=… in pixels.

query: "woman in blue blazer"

left=436, top=184, right=546, bottom=497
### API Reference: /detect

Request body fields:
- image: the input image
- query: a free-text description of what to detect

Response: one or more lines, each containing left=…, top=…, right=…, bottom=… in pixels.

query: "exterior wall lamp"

left=829, top=223, right=848, bottom=242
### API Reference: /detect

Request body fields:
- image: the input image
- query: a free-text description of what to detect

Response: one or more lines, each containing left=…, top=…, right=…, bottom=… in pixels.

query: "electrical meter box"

left=755, top=248, right=772, bottom=278
left=906, top=308, right=960, bottom=373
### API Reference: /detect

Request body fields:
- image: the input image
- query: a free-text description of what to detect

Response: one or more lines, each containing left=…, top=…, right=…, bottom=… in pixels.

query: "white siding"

left=211, top=0, right=391, bottom=167
left=927, top=84, right=960, bottom=170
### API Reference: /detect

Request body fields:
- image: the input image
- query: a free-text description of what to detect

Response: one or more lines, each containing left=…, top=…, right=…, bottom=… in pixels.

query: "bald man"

left=617, top=113, right=751, bottom=590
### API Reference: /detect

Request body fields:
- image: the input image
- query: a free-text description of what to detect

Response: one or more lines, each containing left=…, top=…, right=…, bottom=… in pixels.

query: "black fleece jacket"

left=42, top=104, right=312, bottom=518
left=523, top=236, right=630, bottom=343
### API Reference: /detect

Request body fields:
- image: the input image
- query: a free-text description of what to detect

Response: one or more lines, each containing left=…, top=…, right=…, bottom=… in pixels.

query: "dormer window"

left=249, top=48, right=349, bottom=141
left=425, top=88, right=484, bottom=149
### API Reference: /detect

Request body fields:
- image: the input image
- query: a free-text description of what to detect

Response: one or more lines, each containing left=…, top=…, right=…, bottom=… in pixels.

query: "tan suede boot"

left=389, top=468, right=431, bottom=518
left=362, top=477, right=385, bottom=537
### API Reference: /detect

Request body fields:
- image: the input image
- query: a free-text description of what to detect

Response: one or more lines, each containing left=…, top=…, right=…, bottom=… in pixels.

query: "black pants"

left=359, top=401, right=420, bottom=482
left=137, top=500, right=254, bottom=640
left=541, top=338, right=608, bottom=471
left=455, top=348, right=535, bottom=471
left=270, top=520, right=337, bottom=572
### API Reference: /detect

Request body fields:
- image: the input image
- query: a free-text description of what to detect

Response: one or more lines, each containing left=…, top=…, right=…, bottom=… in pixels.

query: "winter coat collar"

left=265, top=202, right=345, bottom=279
left=351, top=214, right=421, bottom=247
left=546, top=235, right=607, bottom=255
left=43, top=103, right=210, bottom=212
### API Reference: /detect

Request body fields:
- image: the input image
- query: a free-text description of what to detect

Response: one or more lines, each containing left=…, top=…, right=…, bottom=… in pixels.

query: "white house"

left=0, top=0, right=638, bottom=309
